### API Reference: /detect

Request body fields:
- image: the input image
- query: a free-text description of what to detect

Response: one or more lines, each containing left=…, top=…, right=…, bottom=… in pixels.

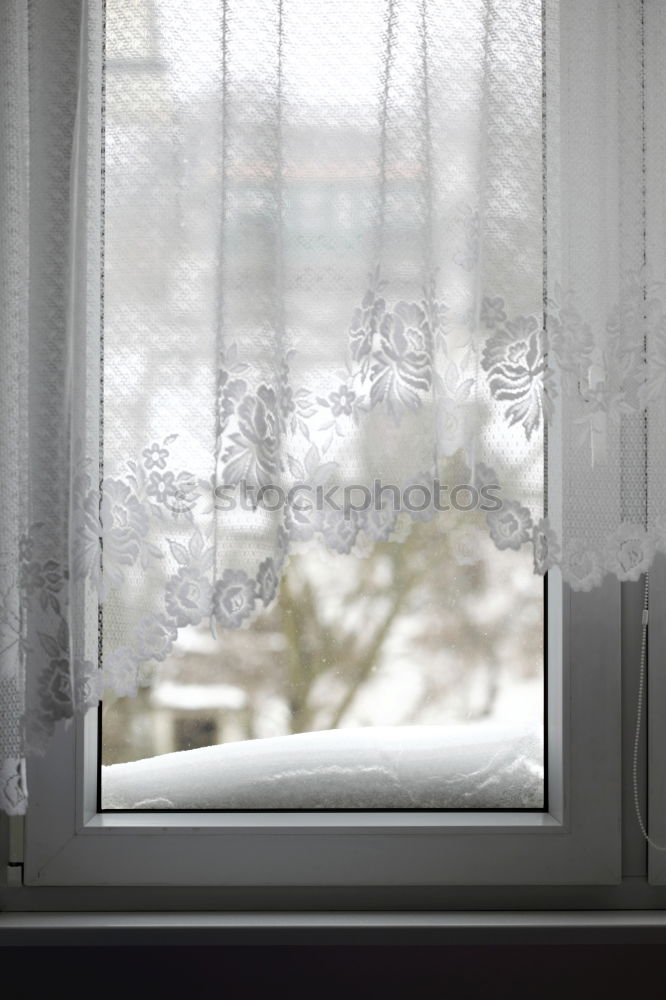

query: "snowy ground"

left=102, top=722, right=544, bottom=810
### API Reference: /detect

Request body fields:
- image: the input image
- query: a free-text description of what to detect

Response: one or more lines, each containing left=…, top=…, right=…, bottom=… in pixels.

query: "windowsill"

left=2, top=911, right=666, bottom=946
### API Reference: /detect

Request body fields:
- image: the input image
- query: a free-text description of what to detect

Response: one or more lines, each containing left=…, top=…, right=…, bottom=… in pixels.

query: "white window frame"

left=17, top=566, right=623, bottom=888
left=5, top=0, right=634, bottom=895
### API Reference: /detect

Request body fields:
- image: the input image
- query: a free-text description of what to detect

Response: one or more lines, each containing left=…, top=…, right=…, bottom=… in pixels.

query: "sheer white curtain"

left=0, top=0, right=663, bottom=814
left=1, top=0, right=103, bottom=814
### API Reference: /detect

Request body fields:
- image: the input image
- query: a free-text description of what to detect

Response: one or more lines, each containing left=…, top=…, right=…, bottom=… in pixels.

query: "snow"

left=102, top=723, right=543, bottom=810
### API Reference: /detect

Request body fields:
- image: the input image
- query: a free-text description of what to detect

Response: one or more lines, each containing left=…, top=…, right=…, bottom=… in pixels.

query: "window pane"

left=102, top=528, right=543, bottom=808
left=100, top=0, right=545, bottom=810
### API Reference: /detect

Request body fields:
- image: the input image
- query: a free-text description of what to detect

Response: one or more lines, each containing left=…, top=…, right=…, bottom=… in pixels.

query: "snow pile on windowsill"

left=102, top=724, right=544, bottom=810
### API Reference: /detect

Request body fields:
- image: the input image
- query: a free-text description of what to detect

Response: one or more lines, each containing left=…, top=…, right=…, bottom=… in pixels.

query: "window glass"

left=100, top=0, right=544, bottom=810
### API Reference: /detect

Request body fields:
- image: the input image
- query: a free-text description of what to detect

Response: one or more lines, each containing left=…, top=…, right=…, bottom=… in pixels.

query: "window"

left=20, top=0, right=616, bottom=888
left=7, top=0, right=666, bottom=906
left=98, top=0, right=545, bottom=813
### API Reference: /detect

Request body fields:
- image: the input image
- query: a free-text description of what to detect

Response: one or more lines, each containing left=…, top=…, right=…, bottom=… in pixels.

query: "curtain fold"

left=0, top=0, right=102, bottom=813
left=1, top=0, right=664, bottom=814
left=0, top=0, right=30, bottom=815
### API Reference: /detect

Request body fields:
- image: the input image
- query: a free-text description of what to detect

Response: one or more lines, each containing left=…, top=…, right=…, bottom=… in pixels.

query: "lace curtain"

left=1, top=0, right=664, bottom=814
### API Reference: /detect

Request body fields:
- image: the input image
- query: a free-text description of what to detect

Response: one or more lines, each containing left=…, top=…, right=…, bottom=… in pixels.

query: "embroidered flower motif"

left=361, top=500, right=398, bottom=543
left=532, top=518, right=561, bottom=574
left=284, top=497, right=323, bottom=542
left=42, top=560, right=66, bottom=592
left=321, top=508, right=360, bottom=554
left=482, top=314, right=547, bottom=439
left=74, top=659, right=101, bottom=710
left=256, top=558, right=280, bottom=606
left=370, top=301, right=433, bottom=414
left=20, top=554, right=68, bottom=614
left=605, top=523, right=655, bottom=582
left=142, top=442, right=169, bottom=470
left=102, top=646, right=140, bottom=697
left=163, top=474, right=200, bottom=515
left=329, top=384, right=356, bottom=418
left=1, top=759, right=27, bottom=812
left=19, top=561, right=45, bottom=596
left=147, top=471, right=177, bottom=506
left=72, top=479, right=147, bottom=595
left=216, top=369, right=247, bottom=432
left=403, top=472, right=437, bottom=524
left=279, top=383, right=295, bottom=419
left=547, top=288, right=594, bottom=390
left=561, top=538, right=604, bottom=591
left=165, top=567, right=212, bottom=627
left=40, top=659, right=72, bottom=721
left=349, top=282, right=386, bottom=364
left=104, top=477, right=149, bottom=542
left=134, top=614, right=177, bottom=662
left=469, top=462, right=500, bottom=491
left=486, top=500, right=533, bottom=550
left=222, top=384, right=279, bottom=488
left=72, top=486, right=102, bottom=584
left=213, top=570, right=257, bottom=629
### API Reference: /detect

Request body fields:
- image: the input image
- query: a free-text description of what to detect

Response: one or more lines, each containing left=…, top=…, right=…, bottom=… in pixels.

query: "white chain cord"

left=632, top=572, right=666, bottom=849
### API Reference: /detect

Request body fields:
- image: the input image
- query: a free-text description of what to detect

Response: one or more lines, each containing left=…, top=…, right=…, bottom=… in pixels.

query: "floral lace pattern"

left=5, top=264, right=664, bottom=744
